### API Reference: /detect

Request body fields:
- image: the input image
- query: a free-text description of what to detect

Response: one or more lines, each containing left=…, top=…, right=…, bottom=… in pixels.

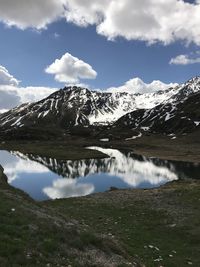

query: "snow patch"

left=171, top=136, right=177, bottom=140
left=194, top=121, right=200, bottom=126
left=99, top=138, right=109, bottom=142
left=125, top=133, right=142, bottom=141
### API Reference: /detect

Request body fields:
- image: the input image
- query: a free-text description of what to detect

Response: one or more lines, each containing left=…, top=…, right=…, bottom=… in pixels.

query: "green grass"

left=47, top=181, right=200, bottom=267
left=0, top=153, right=200, bottom=266
left=0, top=172, right=134, bottom=267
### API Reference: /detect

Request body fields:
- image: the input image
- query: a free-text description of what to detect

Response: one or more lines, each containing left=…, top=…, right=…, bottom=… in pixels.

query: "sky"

left=0, top=0, right=200, bottom=112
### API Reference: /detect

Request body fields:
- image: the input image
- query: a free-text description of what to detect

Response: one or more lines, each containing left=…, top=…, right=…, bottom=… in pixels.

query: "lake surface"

left=0, top=146, right=199, bottom=201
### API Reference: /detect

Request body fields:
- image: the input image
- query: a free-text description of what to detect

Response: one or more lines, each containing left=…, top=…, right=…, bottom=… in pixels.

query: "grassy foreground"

left=0, top=136, right=200, bottom=266
left=47, top=180, right=200, bottom=267
left=0, top=164, right=200, bottom=266
left=0, top=167, right=138, bottom=267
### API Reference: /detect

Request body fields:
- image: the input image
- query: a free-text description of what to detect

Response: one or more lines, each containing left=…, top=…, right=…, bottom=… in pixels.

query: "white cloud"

left=16, top=86, right=58, bottom=103
left=0, top=0, right=65, bottom=30
left=0, top=65, right=58, bottom=113
left=0, top=65, right=19, bottom=86
left=65, top=0, right=200, bottom=45
left=45, top=53, right=97, bottom=84
left=0, top=64, right=179, bottom=114
left=64, top=0, right=107, bottom=26
left=0, top=85, right=58, bottom=113
left=0, top=59, right=91, bottom=114
left=170, top=54, right=200, bottom=65
left=0, top=1, right=200, bottom=46
left=0, top=88, right=21, bottom=110
left=107, top=77, right=178, bottom=94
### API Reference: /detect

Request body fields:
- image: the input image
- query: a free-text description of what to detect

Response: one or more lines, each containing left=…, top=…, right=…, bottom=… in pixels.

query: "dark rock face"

left=0, top=87, right=91, bottom=130
left=0, top=77, right=199, bottom=139
left=0, top=86, right=135, bottom=133
left=115, top=90, right=200, bottom=135
left=0, top=165, right=7, bottom=184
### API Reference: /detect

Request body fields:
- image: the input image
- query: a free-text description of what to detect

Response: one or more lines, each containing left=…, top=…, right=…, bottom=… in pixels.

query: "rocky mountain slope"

left=115, top=78, right=200, bottom=135
left=0, top=76, right=199, bottom=138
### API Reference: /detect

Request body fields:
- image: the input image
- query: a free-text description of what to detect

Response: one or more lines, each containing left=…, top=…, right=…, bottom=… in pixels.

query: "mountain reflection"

left=0, top=150, right=49, bottom=183
left=11, top=148, right=179, bottom=184
left=0, top=147, right=199, bottom=200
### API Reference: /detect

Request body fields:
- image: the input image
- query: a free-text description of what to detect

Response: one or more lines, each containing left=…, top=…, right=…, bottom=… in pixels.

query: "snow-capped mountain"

left=115, top=77, right=200, bottom=134
left=0, top=87, right=136, bottom=129
left=0, top=76, right=199, bottom=135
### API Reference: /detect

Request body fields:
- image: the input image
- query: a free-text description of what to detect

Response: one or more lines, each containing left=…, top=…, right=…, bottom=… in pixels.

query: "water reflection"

left=0, top=147, right=199, bottom=201
left=43, top=179, right=95, bottom=199
left=0, top=151, right=49, bottom=183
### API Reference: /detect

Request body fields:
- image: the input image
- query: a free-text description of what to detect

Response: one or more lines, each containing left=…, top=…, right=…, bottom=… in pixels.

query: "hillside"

left=115, top=90, right=200, bottom=135
left=0, top=76, right=199, bottom=140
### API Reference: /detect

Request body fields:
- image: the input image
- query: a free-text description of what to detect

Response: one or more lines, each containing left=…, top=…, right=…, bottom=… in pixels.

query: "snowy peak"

left=180, top=76, right=200, bottom=95
left=116, top=88, right=200, bottom=135
left=0, top=76, right=200, bottom=136
left=185, top=76, right=200, bottom=85
left=164, top=76, right=200, bottom=105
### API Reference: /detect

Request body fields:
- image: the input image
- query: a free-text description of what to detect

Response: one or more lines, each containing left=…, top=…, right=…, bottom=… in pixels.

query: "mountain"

left=0, top=76, right=199, bottom=139
left=0, top=87, right=136, bottom=130
left=115, top=77, right=200, bottom=135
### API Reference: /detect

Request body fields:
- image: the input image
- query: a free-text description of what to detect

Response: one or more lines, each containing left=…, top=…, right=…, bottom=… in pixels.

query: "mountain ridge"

left=0, top=76, right=200, bottom=139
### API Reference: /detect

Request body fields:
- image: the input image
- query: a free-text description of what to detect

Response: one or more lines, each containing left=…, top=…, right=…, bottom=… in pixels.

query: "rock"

left=108, top=186, right=119, bottom=191
left=0, top=165, right=8, bottom=184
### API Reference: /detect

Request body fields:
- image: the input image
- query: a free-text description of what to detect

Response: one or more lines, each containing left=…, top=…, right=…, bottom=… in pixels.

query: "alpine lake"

left=0, top=146, right=199, bottom=201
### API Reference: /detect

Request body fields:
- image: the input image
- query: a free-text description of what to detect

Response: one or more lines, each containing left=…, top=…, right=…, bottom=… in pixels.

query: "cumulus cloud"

left=65, top=0, right=200, bottom=45
left=0, top=65, right=59, bottom=113
left=0, top=65, right=19, bottom=86
left=64, top=0, right=107, bottom=26
left=16, top=86, right=58, bottom=103
left=0, top=85, right=58, bottom=113
left=0, top=64, right=179, bottom=114
left=0, top=1, right=200, bottom=45
left=45, top=53, right=97, bottom=84
left=0, top=0, right=64, bottom=30
left=0, top=58, right=93, bottom=114
left=107, top=77, right=178, bottom=94
left=0, top=89, right=21, bottom=110
left=170, top=54, right=200, bottom=65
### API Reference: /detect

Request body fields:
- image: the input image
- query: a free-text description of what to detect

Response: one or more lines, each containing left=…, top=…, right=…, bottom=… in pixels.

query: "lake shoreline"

left=0, top=133, right=200, bottom=163
left=0, top=135, right=199, bottom=265
left=0, top=165, right=200, bottom=266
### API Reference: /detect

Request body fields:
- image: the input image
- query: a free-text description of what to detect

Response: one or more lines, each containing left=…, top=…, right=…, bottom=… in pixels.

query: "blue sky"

left=0, top=19, right=199, bottom=89
left=0, top=0, right=199, bottom=111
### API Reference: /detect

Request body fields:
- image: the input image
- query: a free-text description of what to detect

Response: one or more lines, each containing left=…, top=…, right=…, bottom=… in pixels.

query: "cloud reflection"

left=41, top=147, right=179, bottom=199
left=87, top=147, right=178, bottom=186
left=0, top=147, right=186, bottom=200
left=0, top=150, right=49, bottom=183
left=43, top=178, right=94, bottom=199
